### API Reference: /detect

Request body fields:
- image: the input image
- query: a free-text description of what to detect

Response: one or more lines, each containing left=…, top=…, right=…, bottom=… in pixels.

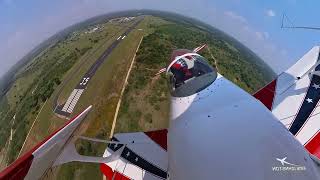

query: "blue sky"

left=1, top=0, right=320, bottom=76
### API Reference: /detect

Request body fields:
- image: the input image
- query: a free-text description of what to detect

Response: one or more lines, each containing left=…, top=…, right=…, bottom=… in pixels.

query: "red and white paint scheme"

left=0, top=106, right=125, bottom=180
left=254, top=46, right=320, bottom=161
left=100, top=46, right=320, bottom=179
left=2, top=46, right=320, bottom=180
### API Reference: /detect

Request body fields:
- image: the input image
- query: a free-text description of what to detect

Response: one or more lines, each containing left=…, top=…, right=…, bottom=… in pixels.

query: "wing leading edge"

left=0, top=105, right=113, bottom=180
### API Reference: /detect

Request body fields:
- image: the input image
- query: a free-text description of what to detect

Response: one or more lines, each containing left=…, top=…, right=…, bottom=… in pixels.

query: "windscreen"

left=167, top=54, right=217, bottom=97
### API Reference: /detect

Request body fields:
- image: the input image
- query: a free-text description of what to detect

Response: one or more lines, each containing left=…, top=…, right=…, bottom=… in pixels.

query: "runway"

left=54, top=18, right=143, bottom=117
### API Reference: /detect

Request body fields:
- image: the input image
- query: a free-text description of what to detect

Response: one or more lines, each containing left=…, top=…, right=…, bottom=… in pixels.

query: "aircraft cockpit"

left=167, top=53, right=217, bottom=97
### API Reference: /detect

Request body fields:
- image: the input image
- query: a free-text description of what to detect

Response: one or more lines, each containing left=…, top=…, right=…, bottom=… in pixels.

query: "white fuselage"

left=167, top=74, right=320, bottom=180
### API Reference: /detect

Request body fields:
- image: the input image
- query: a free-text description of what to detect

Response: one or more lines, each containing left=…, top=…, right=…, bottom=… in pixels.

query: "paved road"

left=54, top=18, right=143, bottom=117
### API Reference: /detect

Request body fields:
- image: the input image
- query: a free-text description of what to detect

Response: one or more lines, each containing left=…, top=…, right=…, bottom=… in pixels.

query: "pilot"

left=171, top=58, right=193, bottom=87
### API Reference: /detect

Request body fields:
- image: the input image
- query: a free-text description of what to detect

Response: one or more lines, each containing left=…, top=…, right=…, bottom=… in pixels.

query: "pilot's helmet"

left=173, top=56, right=195, bottom=71
left=183, top=56, right=195, bottom=69
left=172, top=59, right=188, bottom=70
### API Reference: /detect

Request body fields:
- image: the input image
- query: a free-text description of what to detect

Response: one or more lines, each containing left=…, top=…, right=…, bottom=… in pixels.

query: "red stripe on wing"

left=305, top=131, right=320, bottom=159
left=0, top=107, right=89, bottom=179
left=100, top=163, right=130, bottom=180
left=144, top=129, right=168, bottom=151
left=0, top=154, right=33, bottom=180
left=253, top=79, right=277, bottom=110
left=31, top=109, right=85, bottom=151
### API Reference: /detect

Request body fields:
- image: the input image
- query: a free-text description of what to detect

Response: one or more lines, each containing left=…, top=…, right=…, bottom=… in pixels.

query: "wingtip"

left=86, top=105, right=93, bottom=110
left=82, top=105, right=93, bottom=115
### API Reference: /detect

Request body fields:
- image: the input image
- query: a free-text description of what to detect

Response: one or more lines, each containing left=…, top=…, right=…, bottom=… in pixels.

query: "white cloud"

left=242, top=25, right=250, bottom=32
left=0, top=1, right=289, bottom=76
left=266, top=9, right=276, bottom=17
left=255, top=32, right=264, bottom=40
left=224, top=11, right=247, bottom=24
left=220, top=10, right=287, bottom=72
left=255, top=31, right=270, bottom=41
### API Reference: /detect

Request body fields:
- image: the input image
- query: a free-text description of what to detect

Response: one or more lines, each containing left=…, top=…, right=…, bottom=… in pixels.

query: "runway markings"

left=54, top=18, right=143, bottom=117
left=79, top=77, right=90, bottom=86
left=62, top=89, right=84, bottom=113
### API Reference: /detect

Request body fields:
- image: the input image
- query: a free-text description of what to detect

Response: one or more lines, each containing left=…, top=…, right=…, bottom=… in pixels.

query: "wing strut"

left=53, top=138, right=125, bottom=166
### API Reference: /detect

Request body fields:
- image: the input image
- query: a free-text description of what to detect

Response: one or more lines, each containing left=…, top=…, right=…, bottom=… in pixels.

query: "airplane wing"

left=193, top=44, right=207, bottom=53
left=0, top=105, right=119, bottom=180
left=100, top=129, right=168, bottom=180
left=253, top=46, right=320, bottom=159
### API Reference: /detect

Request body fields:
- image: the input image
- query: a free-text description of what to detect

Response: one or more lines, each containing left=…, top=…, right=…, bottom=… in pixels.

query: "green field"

left=115, top=16, right=275, bottom=136
left=58, top=15, right=275, bottom=179
left=54, top=17, right=149, bottom=179
left=0, top=19, right=136, bottom=166
left=20, top=21, right=130, bottom=151
left=0, top=12, right=275, bottom=180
